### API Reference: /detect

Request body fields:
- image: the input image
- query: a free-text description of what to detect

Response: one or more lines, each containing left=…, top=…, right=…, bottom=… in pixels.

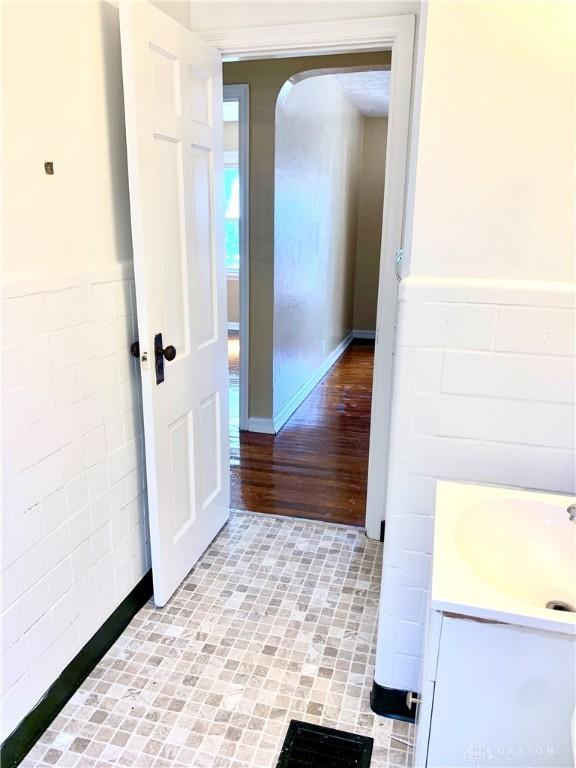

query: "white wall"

left=0, top=269, right=149, bottom=741
left=151, top=0, right=191, bottom=29
left=1, top=1, right=151, bottom=740
left=375, top=0, right=576, bottom=695
left=190, top=1, right=419, bottom=32
left=1, top=1, right=133, bottom=279
left=273, top=76, right=364, bottom=424
left=408, top=1, right=574, bottom=283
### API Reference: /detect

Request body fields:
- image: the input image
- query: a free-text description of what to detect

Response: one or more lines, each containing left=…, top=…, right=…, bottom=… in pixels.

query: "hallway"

left=229, top=336, right=375, bottom=526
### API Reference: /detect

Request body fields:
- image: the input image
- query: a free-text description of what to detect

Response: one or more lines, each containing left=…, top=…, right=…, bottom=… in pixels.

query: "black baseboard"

left=370, top=680, right=417, bottom=723
left=0, top=570, right=153, bottom=768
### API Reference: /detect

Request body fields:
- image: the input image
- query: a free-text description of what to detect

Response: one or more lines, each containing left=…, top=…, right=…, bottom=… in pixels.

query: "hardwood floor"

left=228, top=333, right=375, bottom=526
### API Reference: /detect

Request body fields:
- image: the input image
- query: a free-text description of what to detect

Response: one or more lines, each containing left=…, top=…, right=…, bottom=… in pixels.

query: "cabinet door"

left=427, top=616, right=574, bottom=767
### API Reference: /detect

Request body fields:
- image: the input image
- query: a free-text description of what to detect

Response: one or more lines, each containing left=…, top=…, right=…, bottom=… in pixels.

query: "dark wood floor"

left=228, top=333, right=375, bottom=526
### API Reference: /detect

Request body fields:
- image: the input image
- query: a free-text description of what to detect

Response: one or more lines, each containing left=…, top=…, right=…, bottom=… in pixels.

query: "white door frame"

left=223, top=84, right=250, bottom=431
left=203, top=15, right=416, bottom=540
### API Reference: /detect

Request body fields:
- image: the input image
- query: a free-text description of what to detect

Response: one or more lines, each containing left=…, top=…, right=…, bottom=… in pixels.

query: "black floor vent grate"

left=276, top=720, right=373, bottom=768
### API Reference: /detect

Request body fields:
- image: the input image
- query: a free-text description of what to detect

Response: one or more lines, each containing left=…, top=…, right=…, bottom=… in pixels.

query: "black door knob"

left=163, top=345, right=176, bottom=362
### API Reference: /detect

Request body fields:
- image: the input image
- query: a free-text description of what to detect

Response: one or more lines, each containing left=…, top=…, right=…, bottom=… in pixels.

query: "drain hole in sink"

left=546, top=600, right=576, bottom=613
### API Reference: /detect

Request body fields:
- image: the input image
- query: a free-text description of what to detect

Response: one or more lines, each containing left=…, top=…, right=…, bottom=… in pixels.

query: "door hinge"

left=394, top=248, right=404, bottom=282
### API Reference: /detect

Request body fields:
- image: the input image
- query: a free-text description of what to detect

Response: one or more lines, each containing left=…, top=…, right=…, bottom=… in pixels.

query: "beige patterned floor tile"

left=23, top=512, right=414, bottom=767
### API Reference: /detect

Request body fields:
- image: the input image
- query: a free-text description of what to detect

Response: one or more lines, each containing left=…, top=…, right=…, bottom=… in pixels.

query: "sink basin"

left=433, top=482, right=576, bottom=634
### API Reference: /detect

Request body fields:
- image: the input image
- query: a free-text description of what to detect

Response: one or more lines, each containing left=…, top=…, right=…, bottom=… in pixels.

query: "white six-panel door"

left=120, top=1, right=229, bottom=606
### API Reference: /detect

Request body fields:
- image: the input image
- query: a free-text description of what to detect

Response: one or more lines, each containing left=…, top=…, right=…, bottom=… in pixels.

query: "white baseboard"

left=246, top=417, right=275, bottom=434
left=227, top=321, right=239, bottom=331
left=353, top=329, right=376, bottom=340
left=272, top=332, right=354, bottom=434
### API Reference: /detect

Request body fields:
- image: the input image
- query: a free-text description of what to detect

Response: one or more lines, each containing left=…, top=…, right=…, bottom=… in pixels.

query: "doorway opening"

left=223, top=84, right=249, bottom=463
left=223, top=60, right=392, bottom=528
left=123, top=9, right=413, bottom=611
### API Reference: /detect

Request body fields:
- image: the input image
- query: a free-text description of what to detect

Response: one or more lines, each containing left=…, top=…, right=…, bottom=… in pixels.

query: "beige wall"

left=227, top=277, right=240, bottom=324
left=273, top=76, right=364, bottom=417
left=224, top=51, right=391, bottom=420
left=353, top=118, right=388, bottom=332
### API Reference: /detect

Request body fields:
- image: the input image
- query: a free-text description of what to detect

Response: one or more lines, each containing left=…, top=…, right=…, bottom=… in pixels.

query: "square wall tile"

left=46, top=291, right=73, bottom=332
left=494, top=305, right=548, bottom=354
left=19, top=295, right=47, bottom=340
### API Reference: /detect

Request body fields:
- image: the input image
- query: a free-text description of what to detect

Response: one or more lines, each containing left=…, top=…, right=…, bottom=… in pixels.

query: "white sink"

left=433, top=482, right=576, bottom=634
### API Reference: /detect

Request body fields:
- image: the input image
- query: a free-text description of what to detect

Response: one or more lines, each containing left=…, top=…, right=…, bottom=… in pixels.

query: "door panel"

left=189, top=69, right=211, bottom=125
left=120, top=1, right=229, bottom=607
left=190, top=148, right=217, bottom=346
left=199, top=392, right=221, bottom=506
left=154, top=136, right=188, bottom=353
left=168, top=412, right=195, bottom=535
left=150, top=44, right=180, bottom=111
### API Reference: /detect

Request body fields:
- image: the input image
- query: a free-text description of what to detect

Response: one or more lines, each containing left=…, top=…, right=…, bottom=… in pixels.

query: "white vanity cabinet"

left=415, top=482, right=576, bottom=768
left=415, top=611, right=575, bottom=767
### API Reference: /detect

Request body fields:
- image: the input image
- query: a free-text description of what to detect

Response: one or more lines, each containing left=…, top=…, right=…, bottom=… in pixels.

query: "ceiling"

left=333, top=71, right=390, bottom=118
left=223, top=70, right=391, bottom=122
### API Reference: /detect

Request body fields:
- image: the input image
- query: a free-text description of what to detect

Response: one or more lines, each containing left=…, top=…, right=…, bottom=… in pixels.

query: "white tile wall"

left=0, top=266, right=150, bottom=741
left=375, top=277, right=575, bottom=693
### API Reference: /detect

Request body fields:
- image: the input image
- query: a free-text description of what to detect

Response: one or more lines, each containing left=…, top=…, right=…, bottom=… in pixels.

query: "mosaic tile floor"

left=22, top=512, right=414, bottom=768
